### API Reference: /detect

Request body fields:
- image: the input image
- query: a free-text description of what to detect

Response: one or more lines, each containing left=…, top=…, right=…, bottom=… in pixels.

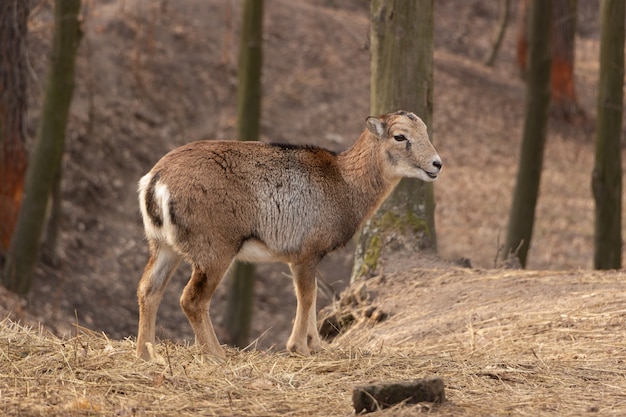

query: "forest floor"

left=3, top=267, right=626, bottom=416
left=2, top=0, right=626, bottom=415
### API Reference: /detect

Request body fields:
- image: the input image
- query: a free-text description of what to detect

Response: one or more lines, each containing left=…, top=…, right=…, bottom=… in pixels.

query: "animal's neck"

left=337, top=131, right=399, bottom=222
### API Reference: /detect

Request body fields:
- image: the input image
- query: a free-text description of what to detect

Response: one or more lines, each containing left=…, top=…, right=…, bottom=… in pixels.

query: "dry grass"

left=3, top=268, right=626, bottom=416
left=0, top=319, right=443, bottom=417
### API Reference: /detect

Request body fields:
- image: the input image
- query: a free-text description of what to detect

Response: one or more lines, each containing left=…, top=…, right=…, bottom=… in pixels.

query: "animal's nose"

left=432, top=158, right=442, bottom=171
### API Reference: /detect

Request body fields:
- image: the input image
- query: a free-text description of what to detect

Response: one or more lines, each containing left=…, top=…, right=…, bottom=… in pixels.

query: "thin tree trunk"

left=515, top=0, right=529, bottom=77
left=3, top=0, right=82, bottom=295
left=0, top=1, right=29, bottom=256
left=504, top=0, right=552, bottom=268
left=484, top=0, right=511, bottom=67
left=592, top=0, right=624, bottom=270
left=225, top=0, right=263, bottom=348
left=550, top=0, right=581, bottom=119
left=352, top=0, right=435, bottom=282
left=517, top=0, right=580, bottom=119
left=42, top=169, right=62, bottom=265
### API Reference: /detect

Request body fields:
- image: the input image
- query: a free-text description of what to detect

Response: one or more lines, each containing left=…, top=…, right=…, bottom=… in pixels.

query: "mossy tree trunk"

left=2, top=0, right=82, bottom=295
left=225, top=0, right=263, bottom=348
left=0, top=1, right=29, bottom=258
left=592, top=0, right=624, bottom=270
left=504, top=0, right=552, bottom=268
left=351, top=0, right=435, bottom=282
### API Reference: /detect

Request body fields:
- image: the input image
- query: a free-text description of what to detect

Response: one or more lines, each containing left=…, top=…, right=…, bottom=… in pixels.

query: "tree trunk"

left=515, top=0, right=529, bottom=76
left=592, top=0, right=624, bottom=270
left=225, top=0, right=263, bottom=348
left=3, top=0, right=82, bottom=295
left=484, top=0, right=511, bottom=67
left=517, top=0, right=580, bottom=120
left=0, top=1, right=29, bottom=257
left=352, top=0, right=435, bottom=282
left=550, top=0, right=580, bottom=119
left=504, top=0, right=552, bottom=268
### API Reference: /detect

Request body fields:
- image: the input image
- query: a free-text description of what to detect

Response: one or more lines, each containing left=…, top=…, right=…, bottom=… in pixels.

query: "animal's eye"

left=393, top=134, right=407, bottom=142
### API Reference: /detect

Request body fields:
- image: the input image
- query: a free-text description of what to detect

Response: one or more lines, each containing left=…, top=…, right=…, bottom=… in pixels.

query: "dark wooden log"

left=352, top=377, right=445, bottom=413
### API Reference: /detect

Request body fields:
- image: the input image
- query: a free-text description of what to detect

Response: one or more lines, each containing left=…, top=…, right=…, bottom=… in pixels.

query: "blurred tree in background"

left=504, top=0, right=552, bottom=268
left=517, top=0, right=581, bottom=120
left=0, top=1, right=29, bottom=261
left=3, top=0, right=83, bottom=295
left=225, top=0, right=264, bottom=349
left=592, top=0, right=624, bottom=270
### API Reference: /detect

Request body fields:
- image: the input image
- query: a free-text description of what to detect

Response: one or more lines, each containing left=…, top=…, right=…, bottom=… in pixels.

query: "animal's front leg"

left=307, top=277, right=322, bottom=352
left=287, top=261, right=318, bottom=355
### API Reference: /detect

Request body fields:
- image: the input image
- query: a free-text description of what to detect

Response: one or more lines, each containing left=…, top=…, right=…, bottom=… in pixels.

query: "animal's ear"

left=366, top=116, right=386, bottom=138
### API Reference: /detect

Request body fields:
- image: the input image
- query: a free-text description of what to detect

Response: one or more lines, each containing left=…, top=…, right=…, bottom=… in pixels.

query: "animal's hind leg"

left=136, top=243, right=182, bottom=360
left=180, top=261, right=230, bottom=359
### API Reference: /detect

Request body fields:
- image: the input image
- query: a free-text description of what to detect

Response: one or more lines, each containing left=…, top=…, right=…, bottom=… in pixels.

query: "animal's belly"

left=236, top=239, right=290, bottom=264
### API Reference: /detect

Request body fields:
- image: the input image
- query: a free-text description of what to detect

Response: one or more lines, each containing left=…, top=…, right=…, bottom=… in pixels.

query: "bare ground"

left=2, top=1, right=626, bottom=414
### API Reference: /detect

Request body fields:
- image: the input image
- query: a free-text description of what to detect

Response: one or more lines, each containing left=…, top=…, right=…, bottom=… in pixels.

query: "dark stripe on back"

left=145, top=172, right=163, bottom=227
left=269, top=142, right=338, bottom=156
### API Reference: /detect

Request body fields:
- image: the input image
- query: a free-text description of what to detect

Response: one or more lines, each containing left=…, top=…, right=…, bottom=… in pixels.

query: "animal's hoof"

left=286, top=340, right=310, bottom=356
left=308, top=335, right=322, bottom=353
left=196, top=343, right=226, bottom=363
left=136, top=341, right=153, bottom=361
left=136, top=342, right=166, bottom=365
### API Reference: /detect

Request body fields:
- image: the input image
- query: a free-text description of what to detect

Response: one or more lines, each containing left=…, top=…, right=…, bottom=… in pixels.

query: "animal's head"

left=366, top=110, right=442, bottom=182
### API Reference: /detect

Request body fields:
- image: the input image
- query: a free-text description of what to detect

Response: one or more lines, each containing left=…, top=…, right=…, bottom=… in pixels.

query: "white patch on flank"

left=138, top=173, right=158, bottom=239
